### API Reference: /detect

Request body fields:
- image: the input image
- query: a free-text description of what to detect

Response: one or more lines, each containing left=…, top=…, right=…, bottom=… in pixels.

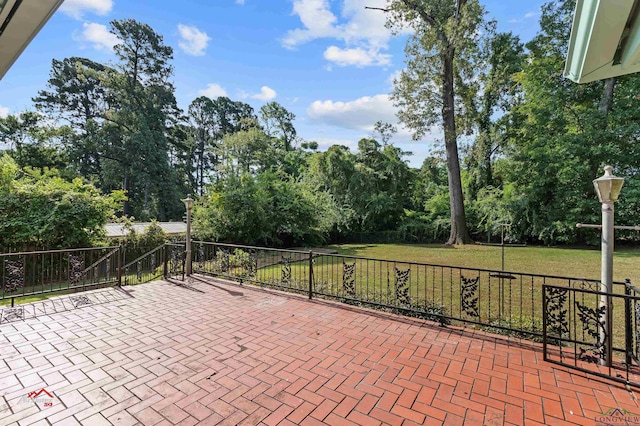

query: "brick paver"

left=0, top=277, right=639, bottom=425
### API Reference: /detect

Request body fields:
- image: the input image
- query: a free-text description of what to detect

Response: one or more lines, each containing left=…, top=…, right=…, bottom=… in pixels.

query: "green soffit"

left=565, top=0, right=640, bottom=83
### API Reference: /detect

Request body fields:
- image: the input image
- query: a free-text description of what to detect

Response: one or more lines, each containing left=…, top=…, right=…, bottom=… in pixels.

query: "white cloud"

left=0, top=106, right=8, bottom=118
left=509, top=10, right=541, bottom=24
left=75, top=23, right=121, bottom=51
left=282, top=0, right=339, bottom=48
left=236, top=0, right=245, bottom=4
left=308, top=94, right=398, bottom=132
left=198, top=83, right=228, bottom=98
left=251, top=86, right=277, bottom=101
left=324, top=46, right=390, bottom=67
left=177, top=24, right=211, bottom=56
left=59, top=0, right=113, bottom=20
left=283, top=0, right=402, bottom=67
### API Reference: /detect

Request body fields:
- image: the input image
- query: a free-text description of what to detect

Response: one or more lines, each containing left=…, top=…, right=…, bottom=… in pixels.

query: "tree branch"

left=400, top=0, right=448, bottom=45
left=365, top=6, right=390, bottom=12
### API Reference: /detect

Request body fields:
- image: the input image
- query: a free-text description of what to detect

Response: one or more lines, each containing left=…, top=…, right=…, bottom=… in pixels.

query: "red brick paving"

left=0, top=277, right=639, bottom=425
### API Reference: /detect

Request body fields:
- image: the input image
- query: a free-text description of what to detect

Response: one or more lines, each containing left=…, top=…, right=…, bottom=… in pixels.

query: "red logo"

left=27, top=389, right=53, bottom=399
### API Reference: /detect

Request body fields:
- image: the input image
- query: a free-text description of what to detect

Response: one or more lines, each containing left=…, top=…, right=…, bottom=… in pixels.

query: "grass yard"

left=326, top=243, right=640, bottom=284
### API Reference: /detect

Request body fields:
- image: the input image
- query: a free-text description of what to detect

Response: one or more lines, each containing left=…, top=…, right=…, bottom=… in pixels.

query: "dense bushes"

left=193, top=171, right=334, bottom=246
left=0, top=155, right=123, bottom=251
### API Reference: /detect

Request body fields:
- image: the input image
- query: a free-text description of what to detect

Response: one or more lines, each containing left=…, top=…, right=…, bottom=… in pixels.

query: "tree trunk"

left=442, top=49, right=473, bottom=245
left=598, top=77, right=616, bottom=115
left=198, top=128, right=205, bottom=195
left=122, top=176, right=130, bottom=217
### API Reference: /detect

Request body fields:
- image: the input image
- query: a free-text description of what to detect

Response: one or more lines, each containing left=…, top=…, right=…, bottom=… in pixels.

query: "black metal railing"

left=190, top=241, right=619, bottom=338
left=543, top=281, right=640, bottom=387
left=0, top=246, right=121, bottom=305
left=122, top=243, right=185, bottom=285
left=192, top=241, right=311, bottom=295
left=123, top=244, right=165, bottom=285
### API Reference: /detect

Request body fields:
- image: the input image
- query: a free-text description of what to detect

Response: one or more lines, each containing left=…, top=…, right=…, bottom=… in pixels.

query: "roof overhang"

left=0, top=0, right=65, bottom=80
left=565, top=0, right=640, bottom=83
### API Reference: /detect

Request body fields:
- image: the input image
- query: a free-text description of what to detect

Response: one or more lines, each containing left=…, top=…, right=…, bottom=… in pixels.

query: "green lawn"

left=325, top=243, right=640, bottom=284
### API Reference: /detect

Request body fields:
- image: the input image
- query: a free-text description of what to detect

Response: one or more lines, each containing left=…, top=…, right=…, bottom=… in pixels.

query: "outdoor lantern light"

left=593, top=165, right=624, bottom=204
left=182, top=195, right=194, bottom=211
left=182, top=195, right=193, bottom=276
left=593, top=166, right=624, bottom=367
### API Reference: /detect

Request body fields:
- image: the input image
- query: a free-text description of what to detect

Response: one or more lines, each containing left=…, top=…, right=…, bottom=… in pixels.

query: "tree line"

left=2, top=1, right=640, bottom=251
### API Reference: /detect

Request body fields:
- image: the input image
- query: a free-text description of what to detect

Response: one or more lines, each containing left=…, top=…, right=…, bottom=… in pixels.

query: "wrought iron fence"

left=543, top=280, right=640, bottom=387
left=192, top=241, right=311, bottom=295
left=122, top=243, right=185, bottom=285
left=123, top=244, right=164, bottom=286
left=0, top=246, right=121, bottom=305
left=190, top=241, right=619, bottom=338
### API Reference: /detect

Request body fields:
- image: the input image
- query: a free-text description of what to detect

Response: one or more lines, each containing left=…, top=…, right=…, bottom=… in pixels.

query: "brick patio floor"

left=0, top=276, right=639, bottom=426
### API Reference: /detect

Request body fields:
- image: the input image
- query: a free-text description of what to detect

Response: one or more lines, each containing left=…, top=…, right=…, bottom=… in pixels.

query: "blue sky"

left=0, top=0, right=547, bottom=167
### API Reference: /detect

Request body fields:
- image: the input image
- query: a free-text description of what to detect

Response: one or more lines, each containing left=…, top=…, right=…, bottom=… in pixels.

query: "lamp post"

left=182, top=195, right=194, bottom=276
left=592, top=166, right=624, bottom=365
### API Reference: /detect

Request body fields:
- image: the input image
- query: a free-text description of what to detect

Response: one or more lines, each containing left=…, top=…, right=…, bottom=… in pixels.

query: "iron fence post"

left=607, top=292, right=613, bottom=368
left=117, top=244, right=122, bottom=287
left=542, top=284, right=548, bottom=361
left=308, top=250, right=313, bottom=300
left=163, top=244, right=168, bottom=279
left=625, top=279, right=633, bottom=367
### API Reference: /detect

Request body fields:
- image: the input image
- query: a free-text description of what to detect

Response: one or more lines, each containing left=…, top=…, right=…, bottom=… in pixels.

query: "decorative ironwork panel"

left=136, top=261, right=143, bottom=282
left=220, top=249, right=230, bottom=273
left=4, top=259, right=25, bottom=293
left=576, top=302, right=607, bottom=363
left=343, top=262, right=356, bottom=297
left=545, top=286, right=570, bottom=338
left=150, top=255, right=156, bottom=274
left=575, top=280, right=599, bottom=291
left=68, top=255, right=85, bottom=285
left=635, top=300, right=640, bottom=362
left=198, top=244, right=205, bottom=269
left=169, top=247, right=182, bottom=276
left=394, top=267, right=410, bottom=305
left=281, top=256, right=291, bottom=284
left=247, top=250, right=257, bottom=278
left=460, top=276, right=480, bottom=318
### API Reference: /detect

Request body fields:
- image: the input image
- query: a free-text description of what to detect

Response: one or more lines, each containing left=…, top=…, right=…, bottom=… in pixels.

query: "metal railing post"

left=625, top=279, right=633, bottom=367
left=542, top=285, right=548, bottom=361
left=163, top=244, right=168, bottom=278
left=117, top=244, right=122, bottom=287
left=308, top=250, right=313, bottom=300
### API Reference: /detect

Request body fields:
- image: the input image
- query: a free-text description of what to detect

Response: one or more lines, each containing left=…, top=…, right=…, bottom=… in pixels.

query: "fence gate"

left=542, top=281, right=640, bottom=387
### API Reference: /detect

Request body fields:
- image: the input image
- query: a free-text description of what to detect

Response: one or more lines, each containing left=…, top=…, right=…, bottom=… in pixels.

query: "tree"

left=372, top=121, right=397, bottom=146
left=193, top=171, right=333, bottom=246
left=498, top=0, right=640, bottom=244
left=34, top=20, right=184, bottom=220
left=107, top=19, right=182, bottom=219
left=385, top=0, right=487, bottom=244
left=0, top=112, right=71, bottom=173
left=465, top=31, right=524, bottom=196
left=34, top=57, right=115, bottom=180
left=259, top=102, right=297, bottom=151
left=188, top=96, right=217, bottom=195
